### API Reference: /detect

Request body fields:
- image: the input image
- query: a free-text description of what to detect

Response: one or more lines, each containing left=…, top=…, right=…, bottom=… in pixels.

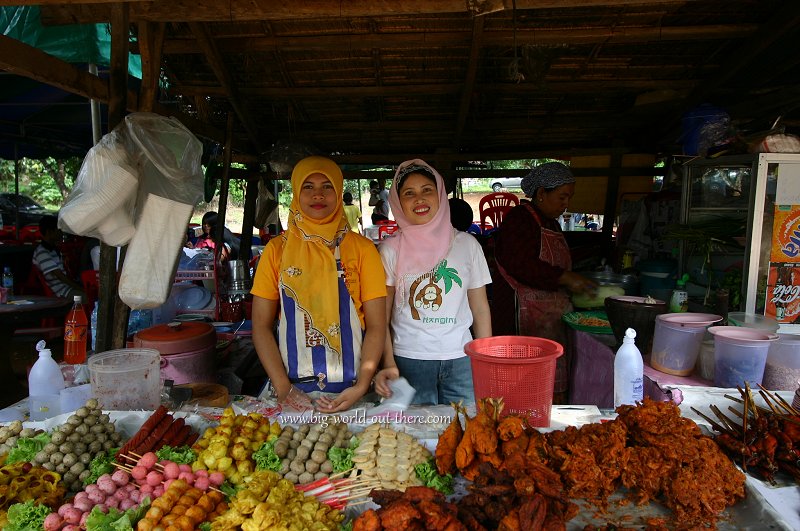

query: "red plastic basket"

left=464, top=335, right=563, bottom=427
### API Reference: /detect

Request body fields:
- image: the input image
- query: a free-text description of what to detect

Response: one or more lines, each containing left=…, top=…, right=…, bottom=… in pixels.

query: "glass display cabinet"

left=681, top=153, right=800, bottom=331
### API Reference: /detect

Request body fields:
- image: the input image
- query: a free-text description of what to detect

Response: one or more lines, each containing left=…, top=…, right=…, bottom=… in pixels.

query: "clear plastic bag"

left=58, top=112, right=204, bottom=246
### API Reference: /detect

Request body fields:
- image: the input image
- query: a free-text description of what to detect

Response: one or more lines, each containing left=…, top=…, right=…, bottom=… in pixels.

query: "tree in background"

left=0, top=157, right=81, bottom=208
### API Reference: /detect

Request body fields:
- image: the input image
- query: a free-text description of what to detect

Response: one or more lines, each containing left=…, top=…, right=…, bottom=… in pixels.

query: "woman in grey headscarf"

left=492, top=162, right=596, bottom=403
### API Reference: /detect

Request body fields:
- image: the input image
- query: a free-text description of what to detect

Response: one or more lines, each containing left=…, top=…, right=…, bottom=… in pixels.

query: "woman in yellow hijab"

left=251, top=156, right=387, bottom=413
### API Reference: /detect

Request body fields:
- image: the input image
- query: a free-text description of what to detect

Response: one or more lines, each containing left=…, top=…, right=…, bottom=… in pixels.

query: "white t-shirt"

left=380, top=231, right=491, bottom=360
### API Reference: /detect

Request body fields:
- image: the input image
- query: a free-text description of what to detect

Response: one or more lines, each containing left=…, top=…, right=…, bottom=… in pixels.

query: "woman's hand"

left=315, top=384, right=367, bottom=413
left=278, top=385, right=313, bottom=412
left=374, top=367, right=400, bottom=398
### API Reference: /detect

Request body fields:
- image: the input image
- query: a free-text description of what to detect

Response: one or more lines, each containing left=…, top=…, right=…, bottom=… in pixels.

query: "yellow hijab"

left=280, top=156, right=349, bottom=356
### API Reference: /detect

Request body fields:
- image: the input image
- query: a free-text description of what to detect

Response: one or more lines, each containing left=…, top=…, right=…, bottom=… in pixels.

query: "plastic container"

left=28, top=341, right=66, bottom=421
left=88, top=348, right=161, bottom=410
left=762, top=334, right=800, bottom=391
left=614, top=328, right=643, bottom=408
left=650, top=313, right=720, bottom=376
left=133, top=322, right=217, bottom=385
left=727, top=312, right=780, bottom=333
left=709, top=326, right=777, bottom=388
left=464, top=336, right=562, bottom=427
left=2, top=266, right=13, bottom=293
left=697, top=332, right=715, bottom=381
left=64, top=295, right=88, bottom=364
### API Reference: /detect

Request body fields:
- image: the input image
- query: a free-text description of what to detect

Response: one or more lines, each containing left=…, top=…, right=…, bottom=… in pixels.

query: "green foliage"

left=0, top=156, right=82, bottom=208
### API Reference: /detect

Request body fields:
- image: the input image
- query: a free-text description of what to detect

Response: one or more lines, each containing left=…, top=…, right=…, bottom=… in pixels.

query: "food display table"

left=1, top=385, right=799, bottom=529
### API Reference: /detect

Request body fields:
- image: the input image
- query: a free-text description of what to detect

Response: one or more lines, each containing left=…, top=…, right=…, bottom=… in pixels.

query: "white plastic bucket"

left=763, top=334, right=800, bottom=391
left=88, top=349, right=161, bottom=410
left=650, top=318, right=707, bottom=376
left=710, top=326, right=777, bottom=388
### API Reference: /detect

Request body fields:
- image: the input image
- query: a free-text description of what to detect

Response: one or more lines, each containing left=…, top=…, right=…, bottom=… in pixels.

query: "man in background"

left=33, top=215, right=85, bottom=299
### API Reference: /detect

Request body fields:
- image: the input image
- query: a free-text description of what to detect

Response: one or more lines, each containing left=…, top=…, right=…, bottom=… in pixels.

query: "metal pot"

left=579, top=271, right=639, bottom=295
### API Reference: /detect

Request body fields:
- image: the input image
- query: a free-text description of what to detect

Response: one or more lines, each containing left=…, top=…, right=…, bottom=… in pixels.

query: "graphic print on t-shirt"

left=406, top=259, right=462, bottom=320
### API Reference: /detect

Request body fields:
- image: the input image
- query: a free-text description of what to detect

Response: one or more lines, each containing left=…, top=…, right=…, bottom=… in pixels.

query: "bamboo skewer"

left=690, top=407, right=733, bottom=436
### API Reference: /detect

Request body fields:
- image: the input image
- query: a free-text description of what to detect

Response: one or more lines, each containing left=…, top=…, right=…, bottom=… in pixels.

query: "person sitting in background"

left=343, top=192, right=363, bottom=233
left=33, top=215, right=85, bottom=299
left=448, top=197, right=475, bottom=232
left=194, top=211, right=240, bottom=260
left=369, top=179, right=390, bottom=224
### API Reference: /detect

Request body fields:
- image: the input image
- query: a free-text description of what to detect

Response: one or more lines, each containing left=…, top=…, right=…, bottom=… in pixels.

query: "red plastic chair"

left=479, top=192, right=520, bottom=232
left=0, top=225, right=16, bottom=241
left=19, top=225, right=41, bottom=243
left=378, top=223, right=399, bottom=240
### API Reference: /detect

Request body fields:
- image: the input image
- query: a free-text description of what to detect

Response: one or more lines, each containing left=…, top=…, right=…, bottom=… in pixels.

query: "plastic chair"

left=0, top=225, right=16, bottom=241
left=81, top=270, right=100, bottom=315
left=378, top=223, right=399, bottom=240
left=19, top=225, right=41, bottom=243
left=479, top=192, right=519, bottom=232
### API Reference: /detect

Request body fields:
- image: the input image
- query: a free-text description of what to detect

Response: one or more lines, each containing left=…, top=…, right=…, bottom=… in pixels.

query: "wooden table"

left=0, top=295, right=73, bottom=407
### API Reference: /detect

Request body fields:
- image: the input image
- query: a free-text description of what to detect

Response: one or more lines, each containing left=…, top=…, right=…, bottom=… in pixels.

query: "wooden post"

left=239, top=173, right=259, bottom=262
left=601, top=147, right=623, bottom=264
left=214, top=114, right=234, bottom=248
left=96, top=2, right=130, bottom=353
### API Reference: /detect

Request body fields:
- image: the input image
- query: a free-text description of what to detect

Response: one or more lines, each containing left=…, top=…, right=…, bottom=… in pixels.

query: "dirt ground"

left=208, top=190, right=524, bottom=235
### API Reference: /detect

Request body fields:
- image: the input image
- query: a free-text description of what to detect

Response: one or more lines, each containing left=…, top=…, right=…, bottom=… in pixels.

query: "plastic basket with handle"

left=464, top=335, right=563, bottom=427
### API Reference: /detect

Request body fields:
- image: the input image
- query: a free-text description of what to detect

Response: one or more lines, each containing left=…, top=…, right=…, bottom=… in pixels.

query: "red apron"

left=497, top=204, right=573, bottom=400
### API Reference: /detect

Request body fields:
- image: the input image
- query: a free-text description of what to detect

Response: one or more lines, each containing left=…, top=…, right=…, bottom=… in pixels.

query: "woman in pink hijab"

left=374, top=159, right=492, bottom=405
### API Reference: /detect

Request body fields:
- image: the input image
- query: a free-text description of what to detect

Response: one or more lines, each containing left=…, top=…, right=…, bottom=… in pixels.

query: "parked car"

left=0, top=193, right=58, bottom=228
left=490, top=177, right=523, bottom=192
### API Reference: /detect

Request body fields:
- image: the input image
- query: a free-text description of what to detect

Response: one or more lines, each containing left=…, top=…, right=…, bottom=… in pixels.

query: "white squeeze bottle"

left=28, top=340, right=66, bottom=421
left=614, top=328, right=644, bottom=408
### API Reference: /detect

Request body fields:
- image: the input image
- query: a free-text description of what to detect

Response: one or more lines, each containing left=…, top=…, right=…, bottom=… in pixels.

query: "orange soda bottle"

left=64, top=295, right=88, bottom=364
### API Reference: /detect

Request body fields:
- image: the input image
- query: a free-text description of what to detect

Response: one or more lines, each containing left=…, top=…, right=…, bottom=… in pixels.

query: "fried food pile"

left=432, top=397, right=746, bottom=529
left=353, top=486, right=464, bottom=531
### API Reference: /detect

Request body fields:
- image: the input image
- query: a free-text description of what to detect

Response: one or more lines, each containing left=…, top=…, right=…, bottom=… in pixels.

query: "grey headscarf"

left=520, top=162, right=575, bottom=198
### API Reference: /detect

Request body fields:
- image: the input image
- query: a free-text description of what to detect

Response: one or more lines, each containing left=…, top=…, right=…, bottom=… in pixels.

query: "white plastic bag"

left=119, top=195, right=193, bottom=309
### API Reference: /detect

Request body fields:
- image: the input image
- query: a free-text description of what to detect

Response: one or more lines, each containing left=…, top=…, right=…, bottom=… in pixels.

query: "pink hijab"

left=381, top=159, right=454, bottom=301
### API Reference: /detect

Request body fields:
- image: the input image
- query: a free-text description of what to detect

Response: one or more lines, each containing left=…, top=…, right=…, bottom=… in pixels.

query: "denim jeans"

left=394, top=356, right=475, bottom=406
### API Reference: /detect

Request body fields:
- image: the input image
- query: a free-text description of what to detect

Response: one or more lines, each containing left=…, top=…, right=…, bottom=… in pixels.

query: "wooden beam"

left=38, top=1, right=714, bottom=24
left=0, top=34, right=107, bottom=100
left=188, top=21, right=262, bottom=153
left=160, top=24, right=755, bottom=54
left=454, top=16, right=483, bottom=147
left=138, top=21, right=166, bottom=112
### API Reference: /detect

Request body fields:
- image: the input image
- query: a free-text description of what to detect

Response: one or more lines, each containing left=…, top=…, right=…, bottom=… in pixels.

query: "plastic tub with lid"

left=709, top=326, right=777, bottom=388
left=88, top=348, right=161, bottom=410
left=133, top=322, right=217, bottom=385
left=650, top=313, right=722, bottom=376
left=727, top=312, right=780, bottom=333
left=763, top=333, right=800, bottom=391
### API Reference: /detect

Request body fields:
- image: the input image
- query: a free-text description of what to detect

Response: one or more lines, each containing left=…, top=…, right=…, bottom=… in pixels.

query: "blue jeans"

left=394, top=356, right=475, bottom=406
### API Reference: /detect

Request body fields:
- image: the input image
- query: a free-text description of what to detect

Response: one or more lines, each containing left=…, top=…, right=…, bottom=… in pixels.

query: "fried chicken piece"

left=417, top=500, right=465, bottom=531
left=477, top=451, right=504, bottom=468
left=461, top=459, right=481, bottom=481
left=457, top=506, right=488, bottom=531
left=471, top=398, right=500, bottom=455
left=513, top=476, right=536, bottom=496
left=501, top=432, right=529, bottom=459
left=402, top=486, right=443, bottom=503
left=497, top=508, right=520, bottom=531
left=370, top=488, right=404, bottom=507
left=353, top=509, right=383, bottom=531
left=456, top=407, right=477, bottom=470
left=379, top=500, right=421, bottom=529
left=519, top=494, right=547, bottom=530
left=525, top=428, right=549, bottom=464
left=497, top=415, right=526, bottom=441
left=436, top=402, right=464, bottom=475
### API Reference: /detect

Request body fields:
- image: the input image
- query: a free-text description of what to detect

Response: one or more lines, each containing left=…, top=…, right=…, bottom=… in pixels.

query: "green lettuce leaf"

left=253, top=438, right=281, bottom=472
left=5, top=500, right=51, bottom=531
left=6, top=432, right=50, bottom=464
left=155, top=445, right=197, bottom=465
left=327, top=436, right=359, bottom=474
left=414, top=458, right=454, bottom=495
